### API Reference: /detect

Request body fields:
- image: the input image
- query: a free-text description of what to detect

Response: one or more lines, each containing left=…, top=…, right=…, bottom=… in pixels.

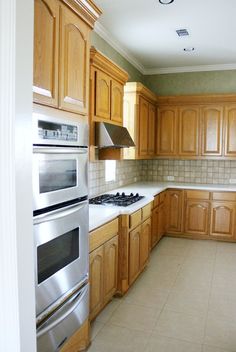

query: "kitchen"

left=2, top=0, right=236, bottom=351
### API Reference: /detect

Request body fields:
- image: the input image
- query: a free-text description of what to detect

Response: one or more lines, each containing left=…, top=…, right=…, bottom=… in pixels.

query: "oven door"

left=33, top=146, right=88, bottom=211
left=34, top=201, right=88, bottom=316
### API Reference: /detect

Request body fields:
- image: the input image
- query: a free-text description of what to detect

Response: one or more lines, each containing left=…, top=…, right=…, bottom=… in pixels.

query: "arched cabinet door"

left=59, top=4, right=90, bottom=115
left=201, top=105, right=223, bottom=156
left=129, top=226, right=141, bottom=285
left=139, top=97, right=149, bottom=158
left=89, top=246, right=104, bottom=320
left=111, top=80, right=123, bottom=124
left=95, top=70, right=111, bottom=120
left=185, top=201, right=209, bottom=236
left=224, top=105, right=236, bottom=157
left=103, top=236, right=118, bottom=304
left=210, top=202, right=236, bottom=240
left=33, top=0, right=59, bottom=107
left=157, top=107, right=178, bottom=156
left=140, top=218, right=151, bottom=270
left=167, top=190, right=183, bottom=233
left=179, top=106, right=200, bottom=156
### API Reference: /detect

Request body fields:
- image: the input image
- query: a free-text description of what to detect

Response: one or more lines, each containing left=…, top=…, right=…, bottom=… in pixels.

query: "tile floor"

left=88, top=237, right=236, bottom=352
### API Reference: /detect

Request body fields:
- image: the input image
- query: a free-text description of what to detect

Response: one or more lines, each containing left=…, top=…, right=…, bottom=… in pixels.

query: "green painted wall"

left=91, top=32, right=144, bottom=83
left=144, top=70, right=236, bottom=96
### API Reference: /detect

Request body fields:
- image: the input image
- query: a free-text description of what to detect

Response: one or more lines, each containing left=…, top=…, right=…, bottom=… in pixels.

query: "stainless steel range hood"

left=95, top=122, right=135, bottom=148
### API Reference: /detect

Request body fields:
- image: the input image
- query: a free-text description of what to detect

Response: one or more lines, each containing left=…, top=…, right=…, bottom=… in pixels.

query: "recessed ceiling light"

left=159, top=0, right=174, bottom=4
left=183, top=47, right=195, bottom=52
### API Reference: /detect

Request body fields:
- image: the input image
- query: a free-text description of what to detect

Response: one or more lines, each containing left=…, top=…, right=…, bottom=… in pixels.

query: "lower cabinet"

left=129, top=225, right=141, bottom=285
left=89, top=219, right=119, bottom=321
left=151, top=192, right=166, bottom=248
left=210, top=202, right=236, bottom=240
left=166, top=190, right=183, bottom=234
left=140, top=218, right=151, bottom=270
left=185, top=200, right=210, bottom=236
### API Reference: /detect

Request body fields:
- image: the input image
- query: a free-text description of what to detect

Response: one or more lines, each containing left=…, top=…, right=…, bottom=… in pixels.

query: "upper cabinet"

left=34, top=0, right=59, bottom=107
left=179, top=106, right=200, bottom=156
left=157, top=107, right=178, bottom=156
left=33, top=0, right=101, bottom=115
left=224, top=105, right=236, bottom=157
left=201, top=105, right=223, bottom=156
left=123, top=82, right=157, bottom=160
left=89, top=47, right=129, bottom=160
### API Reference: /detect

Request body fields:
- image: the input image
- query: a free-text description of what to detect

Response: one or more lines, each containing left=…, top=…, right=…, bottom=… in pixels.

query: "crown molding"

left=94, top=22, right=236, bottom=76
left=94, top=22, right=146, bottom=74
left=144, top=63, right=236, bottom=75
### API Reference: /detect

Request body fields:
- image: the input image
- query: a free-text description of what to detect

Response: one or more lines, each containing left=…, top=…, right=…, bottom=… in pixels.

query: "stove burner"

left=89, top=192, right=144, bottom=207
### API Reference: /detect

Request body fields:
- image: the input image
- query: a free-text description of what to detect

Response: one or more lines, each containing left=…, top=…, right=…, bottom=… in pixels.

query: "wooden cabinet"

left=210, top=202, right=236, bottom=240
left=179, top=106, right=200, bottom=156
left=89, top=246, right=104, bottom=320
left=151, top=192, right=167, bottom=248
left=166, top=190, right=183, bottom=233
left=224, top=105, right=236, bottom=157
left=201, top=105, right=223, bottom=156
left=89, top=219, right=119, bottom=320
left=158, top=202, right=166, bottom=239
left=103, top=236, right=119, bottom=304
left=33, top=0, right=59, bottom=107
left=157, top=106, right=178, bottom=156
left=140, top=218, right=151, bottom=270
left=129, top=225, right=141, bottom=285
left=34, top=0, right=101, bottom=114
left=123, top=82, right=157, bottom=160
left=151, top=204, right=159, bottom=247
left=185, top=200, right=210, bottom=236
left=111, top=80, right=124, bottom=124
left=95, top=70, right=111, bottom=120
left=139, top=97, right=149, bottom=157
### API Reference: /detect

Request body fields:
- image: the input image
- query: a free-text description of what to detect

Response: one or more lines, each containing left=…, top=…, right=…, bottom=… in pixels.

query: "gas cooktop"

left=89, top=192, right=144, bottom=207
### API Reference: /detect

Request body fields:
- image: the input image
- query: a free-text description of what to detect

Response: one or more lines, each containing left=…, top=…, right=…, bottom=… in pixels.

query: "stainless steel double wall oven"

left=33, top=113, right=89, bottom=352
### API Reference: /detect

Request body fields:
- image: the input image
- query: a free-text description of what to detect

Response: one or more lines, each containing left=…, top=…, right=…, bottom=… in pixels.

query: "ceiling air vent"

left=176, top=29, right=189, bottom=37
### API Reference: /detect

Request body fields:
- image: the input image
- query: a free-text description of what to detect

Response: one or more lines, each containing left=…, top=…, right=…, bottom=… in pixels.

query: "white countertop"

left=89, top=181, right=236, bottom=231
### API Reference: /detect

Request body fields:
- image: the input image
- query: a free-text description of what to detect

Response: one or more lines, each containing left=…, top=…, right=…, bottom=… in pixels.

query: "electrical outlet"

left=229, top=179, right=236, bottom=184
left=167, top=176, right=174, bottom=181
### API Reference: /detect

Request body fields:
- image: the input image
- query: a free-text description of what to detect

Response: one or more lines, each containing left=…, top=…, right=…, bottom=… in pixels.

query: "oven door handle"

left=37, top=285, right=88, bottom=338
left=33, top=202, right=87, bottom=225
left=33, top=146, right=87, bottom=154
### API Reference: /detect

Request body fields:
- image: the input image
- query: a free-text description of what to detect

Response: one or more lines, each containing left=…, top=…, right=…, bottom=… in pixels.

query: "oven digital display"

left=39, top=159, right=77, bottom=193
left=38, top=120, right=78, bottom=142
left=37, top=228, right=79, bottom=284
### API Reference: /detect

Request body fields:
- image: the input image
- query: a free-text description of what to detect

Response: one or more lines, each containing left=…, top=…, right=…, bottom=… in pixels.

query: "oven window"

left=39, top=159, right=77, bottom=193
left=37, top=228, right=79, bottom=284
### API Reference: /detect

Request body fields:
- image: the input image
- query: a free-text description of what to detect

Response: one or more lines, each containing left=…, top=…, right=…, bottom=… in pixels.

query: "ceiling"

left=94, top=0, right=236, bottom=74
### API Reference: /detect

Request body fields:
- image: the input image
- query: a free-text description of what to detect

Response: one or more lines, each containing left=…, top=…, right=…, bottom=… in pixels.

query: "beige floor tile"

left=204, top=312, right=236, bottom=351
left=173, top=272, right=212, bottom=292
left=90, top=319, right=105, bottom=341
left=186, top=240, right=217, bottom=259
left=216, top=241, right=236, bottom=255
left=155, top=237, right=190, bottom=257
left=154, top=309, right=206, bottom=344
left=135, top=268, right=178, bottom=290
left=148, top=253, right=184, bottom=274
left=96, top=298, right=122, bottom=324
left=208, top=293, right=236, bottom=323
left=144, top=334, right=202, bottom=352
left=202, top=345, right=233, bottom=352
left=109, top=302, right=160, bottom=331
left=123, top=284, right=169, bottom=309
left=88, top=323, right=151, bottom=352
left=165, top=287, right=209, bottom=317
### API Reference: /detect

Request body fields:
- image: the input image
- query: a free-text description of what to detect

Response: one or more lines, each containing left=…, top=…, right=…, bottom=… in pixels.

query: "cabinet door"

left=201, top=106, right=223, bottom=156
left=129, top=225, right=141, bottom=285
left=140, top=218, right=151, bottom=270
left=148, top=103, right=156, bottom=156
left=59, top=4, right=90, bottom=115
left=94, top=70, right=111, bottom=120
left=158, top=203, right=166, bottom=239
left=210, top=202, right=236, bottom=240
left=179, top=106, right=200, bottom=156
left=89, top=246, right=104, bottom=320
left=157, top=107, right=178, bottom=156
left=33, top=0, right=59, bottom=107
left=151, top=207, right=159, bottom=248
left=103, top=236, right=118, bottom=304
left=139, top=97, right=149, bottom=158
left=167, top=190, right=183, bottom=233
left=224, top=105, right=236, bottom=157
left=185, top=201, right=209, bottom=236
left=111, top=80, right=123, bottom=124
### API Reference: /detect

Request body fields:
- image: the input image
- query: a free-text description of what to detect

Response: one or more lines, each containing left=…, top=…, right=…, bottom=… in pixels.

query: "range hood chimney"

left=95, top=122, right=135, bottom=149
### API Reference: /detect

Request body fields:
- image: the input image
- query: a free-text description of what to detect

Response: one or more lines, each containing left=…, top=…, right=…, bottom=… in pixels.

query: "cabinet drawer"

left=89, top=218, right=119, bottom=252
left=142, top=203, right=152, bottom=220
left=186, top=190, right=210, bottom=200
left=129, top=210, right=142, bottom=229
left=153, top=195, right=160, bottom=208
left=212, top=192, right=236, bottom=201
left=160, top=192, right=166, bottom=204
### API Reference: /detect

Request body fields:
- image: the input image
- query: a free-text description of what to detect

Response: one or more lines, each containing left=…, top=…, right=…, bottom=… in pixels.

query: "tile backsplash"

left=89, top=159, right=236, bottom=196
left=142, top=159, right=236, bottom=185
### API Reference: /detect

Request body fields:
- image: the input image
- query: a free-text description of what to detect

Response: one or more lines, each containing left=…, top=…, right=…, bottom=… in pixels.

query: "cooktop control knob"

left=116, top=192, right=120, bottom=196
left=122, top=192, right=125, bottom=197
left=130, top=193, right=134, bottom=196
left=135, top=193, right=139, bottom=197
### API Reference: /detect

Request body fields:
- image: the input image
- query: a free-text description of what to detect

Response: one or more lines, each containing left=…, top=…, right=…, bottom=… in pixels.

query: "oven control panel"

left=38, top=120, right=78, bottom=142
